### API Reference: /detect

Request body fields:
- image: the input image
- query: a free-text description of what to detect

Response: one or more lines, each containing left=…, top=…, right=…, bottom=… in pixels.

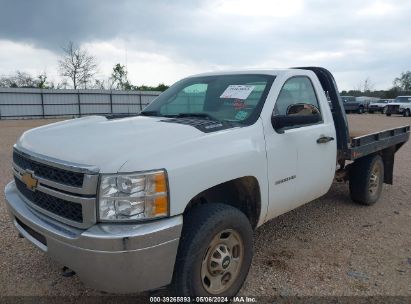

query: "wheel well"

left=184, top=176, right=261, bottom=229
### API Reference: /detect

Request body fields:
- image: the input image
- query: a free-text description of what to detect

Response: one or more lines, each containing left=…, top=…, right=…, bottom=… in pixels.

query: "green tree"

left=393, top=71, right=411, bottom=90
left=110, top=63, right=133, bottom=90
left=36, top=72, right=54, bottom=89
left=138, top=83, right=169, bottom=92
left=154, top=83, right=169, bottom=91
left=383, top=87, right=400, bottom=99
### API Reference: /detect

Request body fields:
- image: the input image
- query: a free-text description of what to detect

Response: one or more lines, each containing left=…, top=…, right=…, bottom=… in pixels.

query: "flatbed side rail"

left=347, top=125, right=410, bottom=160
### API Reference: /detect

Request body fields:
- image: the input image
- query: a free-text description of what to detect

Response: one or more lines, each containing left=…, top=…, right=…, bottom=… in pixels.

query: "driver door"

left=265, top=76, right=336, bottom=219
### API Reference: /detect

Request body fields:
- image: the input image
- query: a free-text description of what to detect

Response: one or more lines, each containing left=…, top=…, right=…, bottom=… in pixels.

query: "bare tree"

left=58, top=41, right=98, bottom=89
left=356, top=77, right=374, bottom=93
left=56, top=79, right=69, bottom=89
left=91, top=79, right=107, bottom=89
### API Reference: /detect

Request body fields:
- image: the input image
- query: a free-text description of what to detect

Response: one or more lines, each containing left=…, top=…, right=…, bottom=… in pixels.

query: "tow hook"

left=62, top=266, right=76, bottom=277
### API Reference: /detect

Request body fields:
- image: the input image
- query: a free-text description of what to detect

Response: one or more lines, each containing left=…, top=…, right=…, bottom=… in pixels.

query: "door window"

left=274, top=76, right=322, bottom=117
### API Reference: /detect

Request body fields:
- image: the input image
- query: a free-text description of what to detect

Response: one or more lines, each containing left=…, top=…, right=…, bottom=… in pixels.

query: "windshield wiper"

left=139, top=110, right=160, bottom=117
left=140, top=111, right=235, bottom=124
left=172, top=112, right=219, bottom=121
left=140, top=111, right=217, bottom=120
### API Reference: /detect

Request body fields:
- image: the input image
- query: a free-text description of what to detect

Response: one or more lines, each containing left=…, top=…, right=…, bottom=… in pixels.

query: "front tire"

left=358, top=106, right=364, bottom=114
left=404, top=109, right=411, bottom=117
left=172, top=203, right=253, bottom=297
left=349, top=155, right=384, bottom=205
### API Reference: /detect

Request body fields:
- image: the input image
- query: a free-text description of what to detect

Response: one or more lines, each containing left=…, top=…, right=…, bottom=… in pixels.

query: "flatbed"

left=348, top=125, right=409, bottom=159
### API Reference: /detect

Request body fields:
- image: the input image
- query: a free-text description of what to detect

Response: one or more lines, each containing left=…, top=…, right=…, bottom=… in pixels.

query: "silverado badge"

left=21, top=172, right=38, bottom=191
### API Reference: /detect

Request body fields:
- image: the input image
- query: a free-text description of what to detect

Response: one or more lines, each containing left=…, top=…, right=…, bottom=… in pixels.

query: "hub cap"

left=201, top=229, right=244, bottom=294
left=369, top=164, right=380, bottom=195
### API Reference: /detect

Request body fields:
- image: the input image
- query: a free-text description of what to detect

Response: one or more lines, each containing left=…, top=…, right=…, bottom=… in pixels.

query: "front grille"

left=15, top=177, right=83, bottom=222
left=13, top=151, right=84, bottom=187
left=387, top=105, right=400, bottom=113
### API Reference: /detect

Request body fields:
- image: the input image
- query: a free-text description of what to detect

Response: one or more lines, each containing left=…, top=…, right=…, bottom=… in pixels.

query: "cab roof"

left=188, top=69, right=313, bottom=78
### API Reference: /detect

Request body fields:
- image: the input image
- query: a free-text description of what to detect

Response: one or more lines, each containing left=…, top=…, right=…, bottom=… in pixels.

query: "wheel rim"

left=201, top=229, right=244, bottom=294
left=369, top=164, right=381, bottom=196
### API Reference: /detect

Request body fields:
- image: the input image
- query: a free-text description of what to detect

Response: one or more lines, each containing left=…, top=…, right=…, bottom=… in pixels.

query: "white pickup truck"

left=4, top=67, right=410, bottom=297
left=385, top=96, right=411, bottom=117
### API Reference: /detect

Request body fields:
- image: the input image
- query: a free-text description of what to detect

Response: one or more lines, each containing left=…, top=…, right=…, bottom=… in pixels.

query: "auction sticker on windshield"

left=220, top=85, right=255, bottom=100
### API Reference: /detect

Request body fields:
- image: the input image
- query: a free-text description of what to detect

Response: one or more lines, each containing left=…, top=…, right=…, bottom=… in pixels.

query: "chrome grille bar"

left=12, top=147, right=99, bottom=229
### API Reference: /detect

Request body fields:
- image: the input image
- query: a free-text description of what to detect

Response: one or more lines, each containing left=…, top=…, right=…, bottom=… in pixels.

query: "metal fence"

left=0, top=88, right=161, bottom=119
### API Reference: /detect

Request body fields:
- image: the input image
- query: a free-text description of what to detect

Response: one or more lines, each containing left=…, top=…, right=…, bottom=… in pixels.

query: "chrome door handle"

left=317, top=136, right=334, bottom=144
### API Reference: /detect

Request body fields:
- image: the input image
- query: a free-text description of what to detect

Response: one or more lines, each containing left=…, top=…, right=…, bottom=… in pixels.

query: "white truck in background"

left=386, top=96, right=411, bottom=117
left=4, top=67, right=410, bottom=297
left=368, top=99, right=393, bottom=114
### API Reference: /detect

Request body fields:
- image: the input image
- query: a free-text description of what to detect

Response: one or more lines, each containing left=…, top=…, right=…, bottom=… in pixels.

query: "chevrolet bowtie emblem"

left=21, top=172, right=38, bottom=191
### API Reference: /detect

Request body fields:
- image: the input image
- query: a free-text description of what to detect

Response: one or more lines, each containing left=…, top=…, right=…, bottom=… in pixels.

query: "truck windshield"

left=395, top=97, right=411, bottom=103
left=341, top=96, right=356, bottom=102
left=141, top=74, right=275, bottom=125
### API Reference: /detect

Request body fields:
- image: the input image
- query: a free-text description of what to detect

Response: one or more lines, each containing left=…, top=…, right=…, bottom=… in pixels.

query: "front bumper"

left=4, top=181, right=183, bottom=293
left=386, top=105, right=403, bottom=115
left=368, top=106, right=383, bottom=111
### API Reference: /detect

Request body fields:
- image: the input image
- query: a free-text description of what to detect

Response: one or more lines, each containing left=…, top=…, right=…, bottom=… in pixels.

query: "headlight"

left=98, top=170, right=168, bottom=221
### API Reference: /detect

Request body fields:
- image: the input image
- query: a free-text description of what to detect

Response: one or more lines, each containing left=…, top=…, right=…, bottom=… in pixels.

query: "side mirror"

left=271, top=114, right=321, bottom=132
left=271, top=103, right=321, bottom=133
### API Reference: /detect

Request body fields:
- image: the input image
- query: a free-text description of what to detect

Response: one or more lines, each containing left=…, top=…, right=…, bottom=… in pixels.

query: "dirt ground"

left=0, top=115, right=410, bottom=297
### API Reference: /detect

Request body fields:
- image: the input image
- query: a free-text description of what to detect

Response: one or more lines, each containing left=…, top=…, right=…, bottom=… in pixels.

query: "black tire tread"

left=349, top=155, right=384, bottom=205
left=171, top=203, right=253, bottom=297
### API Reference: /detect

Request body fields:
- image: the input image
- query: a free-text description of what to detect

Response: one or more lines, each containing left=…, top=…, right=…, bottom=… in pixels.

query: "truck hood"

left=16, top=116, right=211, bottom=173
left=369, top=102, right=385, bottom=106
left=388, top=102, right=406, bottom=106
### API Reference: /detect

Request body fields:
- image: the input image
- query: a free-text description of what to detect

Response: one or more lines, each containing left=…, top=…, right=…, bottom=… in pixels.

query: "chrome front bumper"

left=4, top=181, right=183, bottom=293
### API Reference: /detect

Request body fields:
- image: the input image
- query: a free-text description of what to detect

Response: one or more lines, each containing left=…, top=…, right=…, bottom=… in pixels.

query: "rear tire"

left=386, top=113, right=391, bottom=116
left=171, top=203, right=253, bottom=297
left=404, top=109, right=411, bottom=117
left=358, top=106, right=364, bottom=114
left=349, top=155, right=384, bottom=205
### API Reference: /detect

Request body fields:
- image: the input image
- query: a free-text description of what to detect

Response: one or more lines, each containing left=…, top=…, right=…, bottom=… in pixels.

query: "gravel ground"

left=0, top=114, right=410, bottom=297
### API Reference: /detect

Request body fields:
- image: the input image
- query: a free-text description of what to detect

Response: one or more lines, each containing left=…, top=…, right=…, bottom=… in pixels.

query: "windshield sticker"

left=235, top=110, right=248, bottom=120
left=220, top=85, right=255, bottom=100
left=233, top=99, right=246, bottom=110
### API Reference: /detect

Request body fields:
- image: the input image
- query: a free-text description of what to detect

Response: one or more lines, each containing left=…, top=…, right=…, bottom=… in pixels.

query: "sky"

left=0, top=0, right=410, bottom=90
